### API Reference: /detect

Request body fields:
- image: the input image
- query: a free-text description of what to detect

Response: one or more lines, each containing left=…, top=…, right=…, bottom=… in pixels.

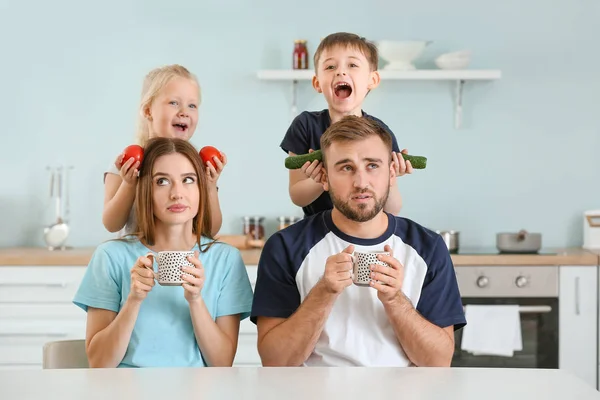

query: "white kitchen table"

left=1, top=367, right=599, bottom=400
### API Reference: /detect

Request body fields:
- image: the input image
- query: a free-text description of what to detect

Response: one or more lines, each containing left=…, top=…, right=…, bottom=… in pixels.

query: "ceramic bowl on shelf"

left=435, top=50, right=471, bottom=70
left=377, top=40, right=432, bottom=70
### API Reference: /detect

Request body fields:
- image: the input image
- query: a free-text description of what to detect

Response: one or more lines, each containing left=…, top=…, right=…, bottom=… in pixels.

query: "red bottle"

left=293, top=40, right=308, bottom=70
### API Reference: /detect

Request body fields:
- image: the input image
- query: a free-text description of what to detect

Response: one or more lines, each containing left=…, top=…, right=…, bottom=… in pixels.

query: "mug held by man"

left=146, top=251, right=195, bottom=286
left=352, top=251, right=390, bottom=286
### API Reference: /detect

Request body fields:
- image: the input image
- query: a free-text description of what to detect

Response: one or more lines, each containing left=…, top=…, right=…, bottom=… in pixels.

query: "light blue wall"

left=1, top=0, right=598, bottom=249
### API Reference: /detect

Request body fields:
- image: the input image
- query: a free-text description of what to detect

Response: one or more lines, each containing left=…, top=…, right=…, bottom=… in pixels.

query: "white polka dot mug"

left=351, top=251, right=390, bottom=287
left=145, top=251, right=195, bottom=286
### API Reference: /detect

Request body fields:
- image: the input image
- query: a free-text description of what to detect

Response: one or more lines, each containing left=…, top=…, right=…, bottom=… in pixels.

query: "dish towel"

left=460, top=305, right=523, bottom=357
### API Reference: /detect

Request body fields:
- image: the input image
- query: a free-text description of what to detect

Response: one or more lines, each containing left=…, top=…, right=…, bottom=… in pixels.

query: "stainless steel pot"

left=436, top=230, right=459, bottom=253
left=496, top=230, right=542, bottom=253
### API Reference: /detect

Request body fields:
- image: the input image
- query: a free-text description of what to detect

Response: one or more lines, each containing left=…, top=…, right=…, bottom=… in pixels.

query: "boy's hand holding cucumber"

left=295, top=149, right=324, bottom=183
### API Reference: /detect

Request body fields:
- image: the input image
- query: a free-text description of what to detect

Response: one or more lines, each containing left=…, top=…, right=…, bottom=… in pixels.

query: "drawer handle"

left=575, top=277, right=580, bottom=316
left=0, top=333, right=68, bottom=338
left=0, top=362, right=41, bottom=366
left=462, top=305, right=551, bottom=314
left=0, top=282, right=67, bottom=288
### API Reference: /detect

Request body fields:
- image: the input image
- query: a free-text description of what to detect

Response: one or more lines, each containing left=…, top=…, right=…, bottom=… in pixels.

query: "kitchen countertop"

left=0, top=367, right=598, bottom=400
left=0, top=246, right=596, bottom=267
left=450, top=247, right=599, bottom=266
left=0, top=247, right=264, bottom=266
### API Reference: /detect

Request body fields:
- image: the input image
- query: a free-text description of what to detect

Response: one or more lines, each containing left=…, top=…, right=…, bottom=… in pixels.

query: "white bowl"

left=377, top=40, right=432, bottom=70
left=435, top=50, right=471, bottom=70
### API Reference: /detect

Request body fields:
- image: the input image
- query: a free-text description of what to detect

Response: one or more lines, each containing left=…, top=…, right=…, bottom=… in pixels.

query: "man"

left=251, top=115, right=466, bottom=367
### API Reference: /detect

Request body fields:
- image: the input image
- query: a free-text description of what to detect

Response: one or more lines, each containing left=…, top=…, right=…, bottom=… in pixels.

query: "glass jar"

left=242, top=216, right=265, bottom=240
left=292, top=40, right=308, bottom=70
left=277, top=216, right=302, bottom=231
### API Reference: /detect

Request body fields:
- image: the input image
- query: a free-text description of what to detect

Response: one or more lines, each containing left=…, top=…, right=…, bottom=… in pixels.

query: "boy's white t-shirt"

left=104, top=162, right=136, bottom=236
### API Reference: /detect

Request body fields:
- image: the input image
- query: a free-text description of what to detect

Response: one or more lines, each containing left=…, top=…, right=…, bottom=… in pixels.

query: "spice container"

left=277, top=216, right=302, bottom=231
left=242, top=216, right=265, bottom=240
left=293, top=40, right=308, bottom=70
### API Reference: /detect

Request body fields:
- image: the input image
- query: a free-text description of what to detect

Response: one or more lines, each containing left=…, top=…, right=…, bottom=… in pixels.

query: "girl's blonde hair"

left=135, top=65, right=201, bottom=145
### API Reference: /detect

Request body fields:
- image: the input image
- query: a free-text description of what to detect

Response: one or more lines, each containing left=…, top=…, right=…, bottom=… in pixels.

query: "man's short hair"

left=320, top=116, right=393, bottom=167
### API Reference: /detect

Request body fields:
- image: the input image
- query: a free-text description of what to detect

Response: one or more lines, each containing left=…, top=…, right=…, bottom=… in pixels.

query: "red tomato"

left=120, top=145, right=144, bottom=168
left=199, top=146, right=223, bottom=168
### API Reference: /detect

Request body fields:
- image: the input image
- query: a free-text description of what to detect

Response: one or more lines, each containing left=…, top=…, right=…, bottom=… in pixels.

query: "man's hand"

left=318, top=245, right=354, bottom=294
left=370, top=244, right=405, bottom=305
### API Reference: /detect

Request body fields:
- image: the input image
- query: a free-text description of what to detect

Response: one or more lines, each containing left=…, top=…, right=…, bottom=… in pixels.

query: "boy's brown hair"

left=320, top=115, right=393, bottom=168
left=313, top=32, right=379, bottom=72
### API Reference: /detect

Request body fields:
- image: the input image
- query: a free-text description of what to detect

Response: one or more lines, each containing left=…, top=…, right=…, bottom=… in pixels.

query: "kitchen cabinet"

left=559, top=266, right=598, bottom=389
left=0, top=264, right=262, bottom=369
left=0, top=266, right=87, bottom=370
left=233, top=265, right=261, bottom=367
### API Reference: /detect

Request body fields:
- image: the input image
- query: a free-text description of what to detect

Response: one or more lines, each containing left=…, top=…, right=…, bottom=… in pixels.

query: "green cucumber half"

left=284, top=149, right=427, bottom=170
left=284, top=150, right=323, bottom=169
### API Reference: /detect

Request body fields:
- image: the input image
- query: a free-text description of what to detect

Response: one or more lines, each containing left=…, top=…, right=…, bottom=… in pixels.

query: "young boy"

left=280, top=32, right=413, bottom=217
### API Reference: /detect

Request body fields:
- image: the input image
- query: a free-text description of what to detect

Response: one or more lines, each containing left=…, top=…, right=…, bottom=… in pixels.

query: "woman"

left=73, top=137, right=253, bottom=368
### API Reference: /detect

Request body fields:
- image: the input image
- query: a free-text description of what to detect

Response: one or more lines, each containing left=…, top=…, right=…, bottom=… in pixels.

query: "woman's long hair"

left=126, top=137, right=214, bottom=251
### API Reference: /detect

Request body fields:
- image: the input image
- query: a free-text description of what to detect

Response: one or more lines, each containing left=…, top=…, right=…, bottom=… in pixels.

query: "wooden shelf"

left=256, top=69, right=502, bottom=128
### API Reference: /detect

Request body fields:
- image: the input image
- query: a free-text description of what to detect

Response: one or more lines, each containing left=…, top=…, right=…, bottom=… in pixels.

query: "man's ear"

left=389, top=159, right=396, bottom=187
left=312, top=74, right=323, bottom=93
left=321, top=166, right=329, bottom=192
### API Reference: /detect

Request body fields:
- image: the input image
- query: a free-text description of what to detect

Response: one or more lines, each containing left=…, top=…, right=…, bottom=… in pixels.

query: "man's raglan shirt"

left=251, top=210, right=466, bottom=366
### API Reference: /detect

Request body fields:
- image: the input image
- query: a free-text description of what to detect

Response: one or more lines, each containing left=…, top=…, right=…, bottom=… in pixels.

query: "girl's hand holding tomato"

left=199, top=146, right=226, bottom=185
left=115, top=145, right=144, bottom=185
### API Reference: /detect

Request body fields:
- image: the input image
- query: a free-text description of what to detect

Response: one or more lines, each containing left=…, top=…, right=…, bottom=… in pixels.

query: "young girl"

left=74, top=137, right=252, bottom=368
left=103, top=64, right=225, bottom=236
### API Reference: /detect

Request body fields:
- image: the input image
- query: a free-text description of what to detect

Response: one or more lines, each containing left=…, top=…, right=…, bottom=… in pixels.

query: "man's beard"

left=329, top=184, right=390, bottom=222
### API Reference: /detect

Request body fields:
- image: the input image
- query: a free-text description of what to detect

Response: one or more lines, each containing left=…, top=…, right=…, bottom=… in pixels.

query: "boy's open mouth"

left=334, top=82, right=352, bottom=99
left=173, top=123, right=188, bottom=132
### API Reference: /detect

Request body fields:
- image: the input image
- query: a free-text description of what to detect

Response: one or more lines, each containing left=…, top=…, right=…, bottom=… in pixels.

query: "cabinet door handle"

left=462, top=305, right=551, bottom=314
left=575, top=277, right=580, bottom=316
left=0, top=282, right=67, bottom=288
left=0, top=333, right=68, bottom=338
left=0, top=362, right=41, bottom=366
